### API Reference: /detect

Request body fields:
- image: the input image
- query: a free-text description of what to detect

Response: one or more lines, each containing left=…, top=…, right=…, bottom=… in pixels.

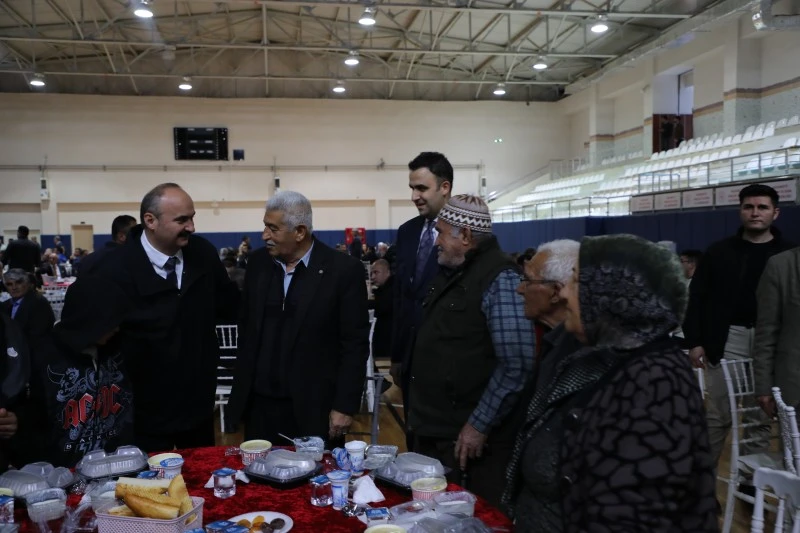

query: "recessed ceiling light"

left=533, top=56, right=548, bottom=70
left=359, top=6, right=376, bottom=26
left=29, top=73, right=45, bottom=87
left=590, top=15, right=609, bottom=33
left=344, top=51, right=360, bottom=66
left=133, top=0, right=154, bottom=18
left=493, top=138, right=504, bottom=143
left=332, top=81, right=346, bottom=93
left=493, top=83, right=506, bottom=96
left=178, top=76, right=192, bottom=90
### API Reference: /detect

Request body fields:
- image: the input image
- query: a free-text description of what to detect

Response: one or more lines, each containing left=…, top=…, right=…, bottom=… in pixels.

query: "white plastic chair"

left=789, top=116, right=800, bottom=127
left=777, top=118, right=788, bottom=129
left=751, top=468, right=800, bottom=533
left=215, top=324, right=238, bottom=430
left=720, top=358, right=782, bottom=533
left=773, top=387, right=800, bottom=474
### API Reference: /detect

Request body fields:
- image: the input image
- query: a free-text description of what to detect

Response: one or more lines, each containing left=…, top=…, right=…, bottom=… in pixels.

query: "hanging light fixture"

left=532, top=56, right=548, bottom=70
left=178, top=76, right=192, bottom=90
left=358, top=6, right=376, bottom=26
left=332, top=81, right=346, bottom=93
left=133, top=0, right=154, bottom=18
left=344, top=51, right=360, bottom=66
left=493, top=83, right=506, bottom=96
left=29, top=73, right=46, bottom=87
left=590, top=14, right=609, bottom=33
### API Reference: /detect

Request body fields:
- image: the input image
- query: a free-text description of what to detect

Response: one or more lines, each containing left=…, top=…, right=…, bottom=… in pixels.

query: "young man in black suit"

left=2, top=226, right=41, bottom=273
left=226, top=191, right=370, bottom=447
left=89, top=183, right=237, bottom=452
left=390, top=152, right=453, bottom=423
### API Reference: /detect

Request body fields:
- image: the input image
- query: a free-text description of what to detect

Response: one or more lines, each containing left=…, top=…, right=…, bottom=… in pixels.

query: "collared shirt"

left=418, top=218, right=439, bottom=253
left=140, top=231, right=185, bottom=289
left=10, top=298, right=22, bottom=319
left=274, top=242, right=314, bottom=296
left=468, top=268, right=535, bottom=433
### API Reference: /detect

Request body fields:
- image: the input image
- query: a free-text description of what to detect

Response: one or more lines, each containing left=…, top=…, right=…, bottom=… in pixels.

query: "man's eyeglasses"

left=519, top=276, right=559, bottom=286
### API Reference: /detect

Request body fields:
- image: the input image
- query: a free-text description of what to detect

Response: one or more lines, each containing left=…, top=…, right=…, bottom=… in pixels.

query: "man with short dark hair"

left=684, top=183, right=795, bottom=470
left=2, top=268, right=54, bottom=352
left=2, top=226, right=41, bottom=273
left=78, top=215, right=137, bottom=276
left=391, top=152, right=454, bottom=426
left=679, top=250, right=703, bottom=280
left=409, top=194, right=533, bottom=507
left=90, top=183, right=237, bottom=451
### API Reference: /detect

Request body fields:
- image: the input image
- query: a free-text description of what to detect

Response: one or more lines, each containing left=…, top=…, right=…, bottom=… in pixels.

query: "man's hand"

left=0, top=409, right=18, bottom=438
left=757, top=395, right=777, bottom=418
left=328, top=410, right=353, bottom=439
left=689, top=346, right=706, bottom=369
left=389, top=363, right=403, bottom=388
left=454, top=423, right=487, bottom=471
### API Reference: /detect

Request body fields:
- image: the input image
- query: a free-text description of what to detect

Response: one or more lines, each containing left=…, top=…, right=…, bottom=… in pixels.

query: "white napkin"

left=203, top=470, right=250, bottom=488
left=352, top=475, right=385, bottom=505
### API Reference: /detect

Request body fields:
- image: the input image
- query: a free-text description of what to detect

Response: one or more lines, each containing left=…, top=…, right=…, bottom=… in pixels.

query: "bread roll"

left=178, top=494, right=194, bottom=517
left=168, top=475, right=189, bottom=502
left=115, top=477, right=170, bottom=499
left=107, top=504, right=136, bottom=517
left=125, top=494, right=180, bottom=520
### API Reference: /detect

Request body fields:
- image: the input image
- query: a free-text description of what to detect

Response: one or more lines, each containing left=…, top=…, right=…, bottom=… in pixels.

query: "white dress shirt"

left=141, top=231, right=185, bottom=289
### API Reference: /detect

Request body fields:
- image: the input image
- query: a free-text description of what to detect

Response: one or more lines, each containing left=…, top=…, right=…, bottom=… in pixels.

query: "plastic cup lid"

left=213, top=468, right=236, bottom=476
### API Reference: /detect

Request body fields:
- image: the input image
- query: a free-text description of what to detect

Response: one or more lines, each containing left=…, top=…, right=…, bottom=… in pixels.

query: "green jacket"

left=408, top=236, right=516, bottom=439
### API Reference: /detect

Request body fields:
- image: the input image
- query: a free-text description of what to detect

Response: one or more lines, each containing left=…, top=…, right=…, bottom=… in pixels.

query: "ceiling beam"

left=0, top=68, right=565, bottom=84
left=0, top=36, right=617, bottom=58
left=186, top=0, right=693, bottom=19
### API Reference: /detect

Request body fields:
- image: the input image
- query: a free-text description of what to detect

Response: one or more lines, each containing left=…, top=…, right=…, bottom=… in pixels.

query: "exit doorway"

left=71, top=225, right=94, bottom=252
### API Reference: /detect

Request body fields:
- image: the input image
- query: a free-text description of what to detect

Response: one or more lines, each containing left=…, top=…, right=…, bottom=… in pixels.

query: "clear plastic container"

left=246, top=449, right=316, bottom=481
left=75, top=446, right=148, bottom=480
left=388, top=500, right=436, bottom=526
left=395, top=453, right=445, bottom=476
left=432, top=491, right=476, bottom=516
left=21, top=462, right=54, bottom=479
left=25, top=488, right=67, bottom=522
left=46, top=467, right=74, bottom=489
left=86, top=481, right=118, bottom=511
left=0, top=470, right=49, bottom=498
left=293, top=436, right=324, bottom=462
left=364, top=445, right=398, bottom=470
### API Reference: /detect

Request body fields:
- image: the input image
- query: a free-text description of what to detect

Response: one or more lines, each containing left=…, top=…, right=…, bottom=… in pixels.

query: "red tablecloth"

left=16, top=446, right=514, bottom=532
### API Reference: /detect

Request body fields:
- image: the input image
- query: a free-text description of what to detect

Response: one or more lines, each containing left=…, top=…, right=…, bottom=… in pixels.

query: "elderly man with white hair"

left=408, top=194, right=534, bottom=508
left=226, top=191, right=370, bottom=448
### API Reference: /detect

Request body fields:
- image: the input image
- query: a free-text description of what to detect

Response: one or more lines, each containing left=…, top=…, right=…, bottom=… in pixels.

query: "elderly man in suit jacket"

left=2, top=268, right=54, bottom=351
left=754, top=246, right=800, bottom=417
left=226, top=191, right=370, bottom=446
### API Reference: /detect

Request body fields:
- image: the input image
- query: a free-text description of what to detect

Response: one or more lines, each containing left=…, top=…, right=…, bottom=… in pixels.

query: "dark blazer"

left=226, top=239, right=370, bottom=436
left=683, top=227, right=794, bottom=365
left=370, top=276, right=394, bottom=360
left=3, top=291, right=55, bottom=351
left=3, top=239, right=41, bottom=272
left=39, top=263, right=64, bottom=279
left=390, top=216, right=440, bottom=369
left=89, top=225, right=238, bottom=432
left=754, top=247, right=800, bottom=406
left=77, top=241, right=120, bottom=276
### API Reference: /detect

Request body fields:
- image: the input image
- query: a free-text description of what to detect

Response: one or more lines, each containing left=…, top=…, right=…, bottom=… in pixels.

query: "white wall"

left=693, top=53, right=725, bottom=109
left=760, top=32, right=800, bottom=87
left=567, top=108, right=590, bottom=160
left=613, top=93, right=642, bottom=133
left=0, top=94, right=568, bottom=235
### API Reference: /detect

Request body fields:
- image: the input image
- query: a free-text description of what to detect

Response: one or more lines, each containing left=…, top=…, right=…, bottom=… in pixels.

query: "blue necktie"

left=415, top=220, right=434, bottom=284
left=164, top=256, right=179, bottom=288
left=11, top=299, right=21, bottom=319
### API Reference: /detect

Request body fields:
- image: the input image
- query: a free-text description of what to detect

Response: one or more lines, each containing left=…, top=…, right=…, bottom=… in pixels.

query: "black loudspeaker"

left=233, top=149, right=245, bottom=161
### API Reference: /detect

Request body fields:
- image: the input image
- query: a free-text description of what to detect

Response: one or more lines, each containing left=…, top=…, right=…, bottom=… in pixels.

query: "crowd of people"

left=0, top=152, right=797, bottom=531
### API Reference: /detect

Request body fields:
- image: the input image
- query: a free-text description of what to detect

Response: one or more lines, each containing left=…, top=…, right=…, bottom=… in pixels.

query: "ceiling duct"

left=752, top=0, right=800, bottom=30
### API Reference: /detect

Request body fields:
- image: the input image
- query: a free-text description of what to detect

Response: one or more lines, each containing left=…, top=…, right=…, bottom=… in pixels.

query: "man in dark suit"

left=2, top=226, right=41, bottom=273
left=226, top=191, right=369, bottom=446
left=78, top=214, right=137, bottom=276
left=89, top=183, right=237, bottom=452
left=369, top=259, right=393, bottom=361
left=390, top=152, right=453, bottom=422
left=2, top=268, right=54, bottom=351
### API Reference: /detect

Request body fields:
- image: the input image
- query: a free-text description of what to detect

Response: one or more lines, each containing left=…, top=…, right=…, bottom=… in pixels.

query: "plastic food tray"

left=76, top=446, right=148, bottom=480
left=0, top=471, right=49, bottom=498
left=246, top=463, right=322, bottom=489
left=95, top=496, right=203, bottom=533
left=364, top=445, right=398, bottom=470
left=432, top=491, right=476, bottom=516
left=246, top=449, right=316, bottom=480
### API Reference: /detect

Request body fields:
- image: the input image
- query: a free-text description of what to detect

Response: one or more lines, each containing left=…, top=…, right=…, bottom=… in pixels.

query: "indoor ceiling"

left=0, top=0, right=712, bottom=101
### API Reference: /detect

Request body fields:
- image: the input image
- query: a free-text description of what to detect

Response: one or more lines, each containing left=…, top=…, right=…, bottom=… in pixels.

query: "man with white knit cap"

left=408, top=194, right=534, bottom=508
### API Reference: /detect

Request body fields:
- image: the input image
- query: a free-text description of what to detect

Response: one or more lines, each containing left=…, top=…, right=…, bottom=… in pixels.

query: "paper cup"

left=147, top=453, right=183, bottom=479
left=239, top=439, right=272, bottom=465
left=410, top=477, right=447, bottom=501
left=345, top=440, right=367, bottom=474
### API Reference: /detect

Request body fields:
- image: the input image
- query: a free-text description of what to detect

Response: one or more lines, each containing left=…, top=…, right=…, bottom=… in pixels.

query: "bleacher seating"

left=495, top=113, right=800, bottom=222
